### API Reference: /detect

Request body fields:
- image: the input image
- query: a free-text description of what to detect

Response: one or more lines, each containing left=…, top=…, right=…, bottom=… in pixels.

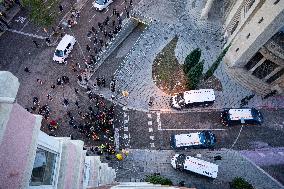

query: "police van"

left=53, top=34, right=76, bottom=63
left=170, top=131, right=216, bottom=149
left=93, top=0, right=113, bottom=11
left=221, top=108, right=263, bottom=126
left=170, top=89, right=215, bottom=109
left=171, top=154, right=218, bottom=179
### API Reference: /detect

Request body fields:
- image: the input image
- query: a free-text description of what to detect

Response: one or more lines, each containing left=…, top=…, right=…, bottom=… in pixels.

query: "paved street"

left=112, top=149, right=283, bottom=189
left=1, top=0, right=284, bottom=188
left=120, top=109, right=284, bottom=151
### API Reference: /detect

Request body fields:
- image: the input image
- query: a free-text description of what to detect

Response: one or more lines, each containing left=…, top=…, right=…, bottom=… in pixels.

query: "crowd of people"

left=24, top=0, right=136, bottom=161
left=83, top=3, right=133, bottom=68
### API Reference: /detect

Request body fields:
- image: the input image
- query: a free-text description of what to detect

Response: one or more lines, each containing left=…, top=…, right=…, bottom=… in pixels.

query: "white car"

left=93, top=0, right=113, bottom=11
left=53, top=34, right=76, bottom=63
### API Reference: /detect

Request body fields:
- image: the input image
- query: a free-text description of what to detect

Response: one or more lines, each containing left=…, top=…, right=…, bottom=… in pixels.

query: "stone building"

left=222, top=0, right=284, bottom=95
left=0, top=71, right=116, bottom=189
left=203, top=0, right=284, bottom=95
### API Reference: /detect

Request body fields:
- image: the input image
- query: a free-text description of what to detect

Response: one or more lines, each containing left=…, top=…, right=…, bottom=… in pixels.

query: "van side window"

left=64, top=49, right=67, bottom=55
left=66, top=43, right=71, bottom=49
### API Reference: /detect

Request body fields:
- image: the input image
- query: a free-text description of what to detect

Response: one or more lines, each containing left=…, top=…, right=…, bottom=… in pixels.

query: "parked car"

left=53, top=34, right=76, bottom=63
left=93, top=0, right=113, bottom=11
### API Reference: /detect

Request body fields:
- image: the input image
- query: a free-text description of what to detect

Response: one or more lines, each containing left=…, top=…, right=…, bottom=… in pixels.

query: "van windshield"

left=95, top=0, right=106, bottom=5
left=55, top=50, right=64, bottom=57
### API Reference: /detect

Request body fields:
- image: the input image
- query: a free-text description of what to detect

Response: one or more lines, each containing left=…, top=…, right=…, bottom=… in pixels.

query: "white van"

left=53, top=34, right=76, bottom=63
left=93, top=0, right=113, bottom=11
left=171, top=154, right=218, bottom=179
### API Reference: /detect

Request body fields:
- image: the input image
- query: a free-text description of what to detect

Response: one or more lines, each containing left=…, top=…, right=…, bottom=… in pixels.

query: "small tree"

left=145, top=174, right=172, bottom=185
left=183, top=48, right=202, bottom=74
left=22, top=0, right=59, bottom=27
left=186, top=59, right=204, bottom=89
left=203, top=44, right=231, bottom=80
left=230, top=177, right=254, bottom=189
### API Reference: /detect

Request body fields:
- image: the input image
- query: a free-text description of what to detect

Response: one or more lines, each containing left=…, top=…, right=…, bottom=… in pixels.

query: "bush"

left=203, top=44, right=231, bottom=80
left=186, top=59, right=204, bottom=89
left=22, top=0, right=58, bottom=27
left=145, top=174, right=172, bottom=185
left=183, top=48, right=202, bottom=74
left=230, top=177, right=254, bottom=189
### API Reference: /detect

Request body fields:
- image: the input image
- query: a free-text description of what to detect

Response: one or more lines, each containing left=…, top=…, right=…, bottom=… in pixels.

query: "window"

left=267, top=68, right=284, bottom=83
left=258, top=17, right=264, bottom=24
left=30, top=148, right=57, bottom=186
left=66, top=43, right=71, bottom=49
left=245, top=52, right=263, bottom=70
left=230, top=21, right=239, bottom=35
left=274, top=0, right=280, bottom=5
left=246, top=0, right=255, bottom=11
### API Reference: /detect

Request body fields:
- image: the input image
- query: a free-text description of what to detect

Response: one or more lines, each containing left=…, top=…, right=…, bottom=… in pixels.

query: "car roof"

left=56, top=34, right=75, bottom=51
left=174, top=133, right=202, bottom=147
left=228, top=108, right=253, bottom=120
left=184, top=89, right=215, bottom=103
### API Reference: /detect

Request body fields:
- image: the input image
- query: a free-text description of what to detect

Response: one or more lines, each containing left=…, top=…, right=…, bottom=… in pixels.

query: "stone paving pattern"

left=113, top=149, right=283, bottom=189
left=89, top=0, right=284, bottom=112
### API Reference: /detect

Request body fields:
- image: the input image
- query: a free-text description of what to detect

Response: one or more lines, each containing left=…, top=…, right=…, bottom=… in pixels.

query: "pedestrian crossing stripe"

left=257, top=152, right=266, bottom=157
left=148, top=121, right=152, bottom=125
left=149, top=128, right=153, bottom=132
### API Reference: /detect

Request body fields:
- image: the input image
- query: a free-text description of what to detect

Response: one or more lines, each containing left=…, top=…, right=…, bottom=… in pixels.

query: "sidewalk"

left=0, top=4, right=21, bottom=37
left=114, top=149, right=284, bottom=189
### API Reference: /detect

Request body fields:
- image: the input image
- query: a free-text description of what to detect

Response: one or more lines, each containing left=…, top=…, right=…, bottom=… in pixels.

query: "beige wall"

left=224, top=0, right=284, bottom=67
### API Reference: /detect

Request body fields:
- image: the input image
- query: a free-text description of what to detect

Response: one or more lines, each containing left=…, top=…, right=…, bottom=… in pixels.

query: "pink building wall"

left=0, top=103, right=39, bottom=189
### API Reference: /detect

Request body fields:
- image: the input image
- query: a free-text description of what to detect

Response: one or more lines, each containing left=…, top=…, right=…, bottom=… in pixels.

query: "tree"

left=22, top=0, right=59, bottom=27
left=203, top=44, right=231, bottom=80
left=230, top=177, right=254, bottom=189
left=145, top=174, right=172, bottom=185
left=186, top=59, right=204, bottom=89
left=183, top=48, right=202, bottom=74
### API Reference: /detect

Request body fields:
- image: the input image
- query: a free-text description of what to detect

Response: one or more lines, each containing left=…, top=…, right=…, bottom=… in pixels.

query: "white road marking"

left=88, top=13, right=96, bottom=22
left=124, top=112, right=127, bottom=118
left=156, top=112, right=161, bottom=130
left=149, top=128, right=153, bottom=132
left=150, top=143, right=155, bottom=148
left=124, top=127, right=128, bottom=131
left=258, top=152, right=266, bottom=157
left=124, top=119, right=128, bottom=124
left=6, top=29, right=47, bottom=39
left=114, top=128, right=120, bottom=150
left=158, top=128, right=227, bottom=131
left=15, top=16, right=26, bottom=23
left=20, top=20, right=29, bottom=32
left=120, top=1, right=125, bottom=5
left=104, top=8, right=109, bottom=13
left=148, top=121, right=152, bottom=126
left=150, top=136, right=154, bottom=140
left=147, top=113, right=152, bottom=118
left=278, top=152, right=284, bottom=156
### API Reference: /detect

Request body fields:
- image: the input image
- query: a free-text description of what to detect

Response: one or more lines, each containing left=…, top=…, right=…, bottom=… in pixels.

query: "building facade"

left=0, top=71, right=116, bottom=189
left=220, top=0, right=284, bottom=95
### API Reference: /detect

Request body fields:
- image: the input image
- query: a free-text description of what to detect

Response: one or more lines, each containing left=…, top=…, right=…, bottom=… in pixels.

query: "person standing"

left=33, top=40, right=39, bottom=48
left=75, top=88, right=79, bottom=93
left=24, top=67, right=30, bottom=73
left=59, top=4, right=63, bottom=12
left=86, top=45, right=91, bottom=52
left=63, top=98, right=69, bottom=107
